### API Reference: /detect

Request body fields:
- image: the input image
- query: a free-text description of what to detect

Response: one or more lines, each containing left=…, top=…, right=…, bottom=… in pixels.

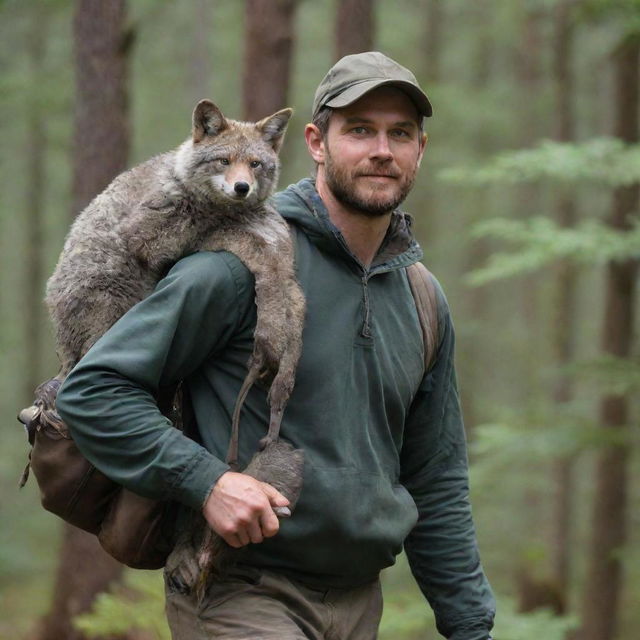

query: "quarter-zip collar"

left=273, top=178, right=424, bottom=338
left=273, top=178, right=423, bottom=277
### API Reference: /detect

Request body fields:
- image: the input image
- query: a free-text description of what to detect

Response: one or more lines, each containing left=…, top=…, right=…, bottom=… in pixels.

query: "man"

left=57, top=52, right=495, bottom=639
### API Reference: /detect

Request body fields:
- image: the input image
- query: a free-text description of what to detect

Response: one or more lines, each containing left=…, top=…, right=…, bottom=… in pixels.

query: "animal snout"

left=234, top=181, right=250, bottom=197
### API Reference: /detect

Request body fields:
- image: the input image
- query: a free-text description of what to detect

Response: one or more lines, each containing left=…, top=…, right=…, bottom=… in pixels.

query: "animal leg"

left=259, top=271, right=305, bottom=450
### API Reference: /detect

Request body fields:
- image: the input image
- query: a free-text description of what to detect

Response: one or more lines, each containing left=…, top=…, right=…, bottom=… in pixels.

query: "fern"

left=73, top=570, right=170, bottom=639
left=465, top=216, right=640, bottom=285
left=439, top=138, right=640, bottom=187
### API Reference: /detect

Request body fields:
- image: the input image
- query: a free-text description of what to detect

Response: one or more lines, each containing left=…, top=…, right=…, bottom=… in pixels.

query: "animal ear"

left=192, top=100, right=227, bottom=143
left=257, top=108, right=293, bottom=153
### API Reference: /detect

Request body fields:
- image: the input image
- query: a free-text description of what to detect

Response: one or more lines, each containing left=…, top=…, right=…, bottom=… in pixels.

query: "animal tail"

left=226, top=364, right=262, bottom=469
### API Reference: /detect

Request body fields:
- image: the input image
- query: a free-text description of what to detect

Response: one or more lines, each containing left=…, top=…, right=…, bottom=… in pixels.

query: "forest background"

left=0, top=1, right=639, bottom=639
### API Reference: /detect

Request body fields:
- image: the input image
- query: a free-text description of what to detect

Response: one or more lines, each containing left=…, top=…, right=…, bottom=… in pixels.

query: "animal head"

left=174, top=99, right=293, bottom=206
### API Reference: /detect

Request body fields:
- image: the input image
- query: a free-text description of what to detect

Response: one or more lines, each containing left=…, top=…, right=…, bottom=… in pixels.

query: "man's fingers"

left=260, top=481, right=289, bottom=507
left=259, top=506, right=281, bottom=538
left=247, top=519, right=264, bottom=545
left=224, top=532, right=245, bottom=549
left=202, top=472, right=291, bottom=547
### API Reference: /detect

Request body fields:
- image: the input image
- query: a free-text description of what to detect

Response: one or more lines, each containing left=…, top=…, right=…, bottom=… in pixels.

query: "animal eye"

left=250, top=160, right=262, bottom=168
left=218, top=158, right=230, bottom=165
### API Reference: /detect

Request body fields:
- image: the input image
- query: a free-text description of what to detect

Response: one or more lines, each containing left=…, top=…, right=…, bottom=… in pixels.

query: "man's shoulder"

left=164, top=250, right=255, bottom=303
left=272, top=178, right=316, bottom=213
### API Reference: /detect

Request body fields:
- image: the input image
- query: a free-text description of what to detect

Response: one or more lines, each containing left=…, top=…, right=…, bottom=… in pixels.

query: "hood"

left=273, top=178, right=423, bottom=273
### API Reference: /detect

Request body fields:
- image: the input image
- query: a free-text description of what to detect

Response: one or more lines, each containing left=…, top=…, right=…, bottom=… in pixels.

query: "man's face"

left=317, top=87, right=426, bottom=217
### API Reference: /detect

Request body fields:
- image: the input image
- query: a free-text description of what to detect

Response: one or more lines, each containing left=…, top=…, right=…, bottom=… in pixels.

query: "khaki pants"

left=165, top=562, right=383, bottom=640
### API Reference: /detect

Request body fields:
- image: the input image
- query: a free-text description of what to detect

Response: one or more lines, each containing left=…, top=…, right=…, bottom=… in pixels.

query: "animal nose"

left=234, top=181, right=250, bottom=196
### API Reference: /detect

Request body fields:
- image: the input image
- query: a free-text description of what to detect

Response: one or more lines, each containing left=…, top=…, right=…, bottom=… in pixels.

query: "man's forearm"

left=404, top=453, right=495, bottom=639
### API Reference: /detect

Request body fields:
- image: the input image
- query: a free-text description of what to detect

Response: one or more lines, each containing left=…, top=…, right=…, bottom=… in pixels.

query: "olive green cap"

left=312, top=51, right=432, bottom=120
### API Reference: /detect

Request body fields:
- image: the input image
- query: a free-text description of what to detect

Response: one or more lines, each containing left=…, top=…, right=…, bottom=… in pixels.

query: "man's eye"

left=250, top=160, right=262, bottom=168
left=391, top=129, right=411, bottom=138
left=218, top=158, right=230, bottom=165
left=351, top=126, right=368, bottom=134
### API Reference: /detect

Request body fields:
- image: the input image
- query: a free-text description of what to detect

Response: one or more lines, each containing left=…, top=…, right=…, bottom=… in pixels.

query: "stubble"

left=323, top=146, right=418, bottom=218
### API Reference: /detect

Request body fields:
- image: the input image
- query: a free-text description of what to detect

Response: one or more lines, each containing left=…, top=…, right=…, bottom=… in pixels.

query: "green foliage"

left=465, top=216, right=640, bottom=285
left=381, top=578, right=577, bottom=640
left=73, top=570, right=169, bottom=640
left=581, top=0, right=640, bottom=29
left=379, top=590, right=434, bottom=639
left=472, top=417, right=634, bottom=464
left=492, top=597, right=578, bottom=640
left=440, top=138, right=640, bottom=187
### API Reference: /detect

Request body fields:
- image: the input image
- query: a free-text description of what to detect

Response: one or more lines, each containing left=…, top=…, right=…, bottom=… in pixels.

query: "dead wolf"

left=22, top=99, right=306, bottom=464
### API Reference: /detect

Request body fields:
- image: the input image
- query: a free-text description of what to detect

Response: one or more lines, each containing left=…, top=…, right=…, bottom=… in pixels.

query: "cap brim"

left=324, top=79, right=433, bottom=117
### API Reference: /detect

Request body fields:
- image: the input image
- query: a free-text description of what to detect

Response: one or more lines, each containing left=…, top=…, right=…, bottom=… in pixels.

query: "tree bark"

left=422, top=0, right=443, bottom=82
left=32, top=2, right=133, bottom=639
left=511, top=5, right=547, bottom=610
left=72, top=0, right=131, bottom=216
left=30, top=526, right=126, bottom=640
left=549, top=0, right=578, bottom=601
left=578, top=33, right=640, bottom=640
left=514, top=4, right=544, bottom=402
left=242, top=0, right=298, bottom=121
left=23, top=3, right=47, bottom=402
left=459, top=0, right=492, bottom=434
left=516, top=5, right=544, bottom=272
left=334, top=0, right=375, bottom=61
left=188, top=0, right=214, bottom=104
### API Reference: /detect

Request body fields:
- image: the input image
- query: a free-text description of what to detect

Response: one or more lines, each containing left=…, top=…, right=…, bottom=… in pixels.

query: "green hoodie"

left=57, top=178, right=495, bottom=639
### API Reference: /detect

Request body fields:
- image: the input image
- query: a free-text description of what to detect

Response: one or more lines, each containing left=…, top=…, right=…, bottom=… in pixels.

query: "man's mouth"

left=358, top=173, right=398, bottom=180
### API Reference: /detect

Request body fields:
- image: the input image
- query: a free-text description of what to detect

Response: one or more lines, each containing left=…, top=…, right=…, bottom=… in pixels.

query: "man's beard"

left=324, top=148, right=417, bottom=218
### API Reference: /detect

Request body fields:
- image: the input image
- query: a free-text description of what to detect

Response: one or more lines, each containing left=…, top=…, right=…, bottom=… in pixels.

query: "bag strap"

left=406, top=262, right=439, bottom=373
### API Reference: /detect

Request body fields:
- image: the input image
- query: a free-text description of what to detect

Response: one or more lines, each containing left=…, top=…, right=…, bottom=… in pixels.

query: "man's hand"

left=203, top=471, right=290, bottom=548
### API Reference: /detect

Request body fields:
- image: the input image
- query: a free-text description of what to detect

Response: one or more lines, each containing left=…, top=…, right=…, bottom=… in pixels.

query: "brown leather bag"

left=21, top=379, right=186, bottom=569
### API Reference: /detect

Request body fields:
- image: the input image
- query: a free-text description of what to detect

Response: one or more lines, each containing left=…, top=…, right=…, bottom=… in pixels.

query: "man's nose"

left=370, top=133, right=393, bottom=161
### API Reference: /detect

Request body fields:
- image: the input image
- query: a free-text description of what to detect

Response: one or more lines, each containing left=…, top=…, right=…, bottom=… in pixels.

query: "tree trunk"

left=188, top=0, right=213, bottom=104
left=30, top=526, right=126, bottom=640
left=334, top=0, right=375, bottom=61
left=72, top=0, right=131, bottom=216
left=549, top=0, right=578, bottom=601
left=459, top=0, right=492, bottom=434
left=578, top=33, right=640, bottom=640
left=422, top=0, right=443, bottom=82
left=23, top=3, right=47, bottom=402
left=514, top=4, right=544, bottom=366
left=242, top=0, right=298, bottom=121
left=512, top=5, right=547, bottom=610
left=32, top=2, right=133, bottom=639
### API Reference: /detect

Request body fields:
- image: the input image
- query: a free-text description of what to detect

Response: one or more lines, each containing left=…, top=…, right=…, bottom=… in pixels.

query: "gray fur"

left=42, top=99, right=305, bottom=454
left=194, top=440, right=305, bottom=600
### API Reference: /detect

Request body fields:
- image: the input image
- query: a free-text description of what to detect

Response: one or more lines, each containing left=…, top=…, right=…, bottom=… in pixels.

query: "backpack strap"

left=406, top=262, right=439, bottom=373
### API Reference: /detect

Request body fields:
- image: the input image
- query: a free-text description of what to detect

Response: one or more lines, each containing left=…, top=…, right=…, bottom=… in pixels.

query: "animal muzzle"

left=234, top=181, right=251, bottom=198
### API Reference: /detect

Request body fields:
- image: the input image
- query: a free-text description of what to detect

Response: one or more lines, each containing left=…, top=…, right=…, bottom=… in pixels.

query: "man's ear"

left=192, top=100, right=227, bottom=143
left=304, top=123, right=325, bottom=164
left=416, top=131, right=428, bottom=168
left=257, top=108, right=293, bottom=153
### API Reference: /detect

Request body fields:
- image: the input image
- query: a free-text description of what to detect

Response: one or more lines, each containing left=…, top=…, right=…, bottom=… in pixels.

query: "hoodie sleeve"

left=56, top=251, right=254, bottom=512
left=400, top=280, right=495, bottom=640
